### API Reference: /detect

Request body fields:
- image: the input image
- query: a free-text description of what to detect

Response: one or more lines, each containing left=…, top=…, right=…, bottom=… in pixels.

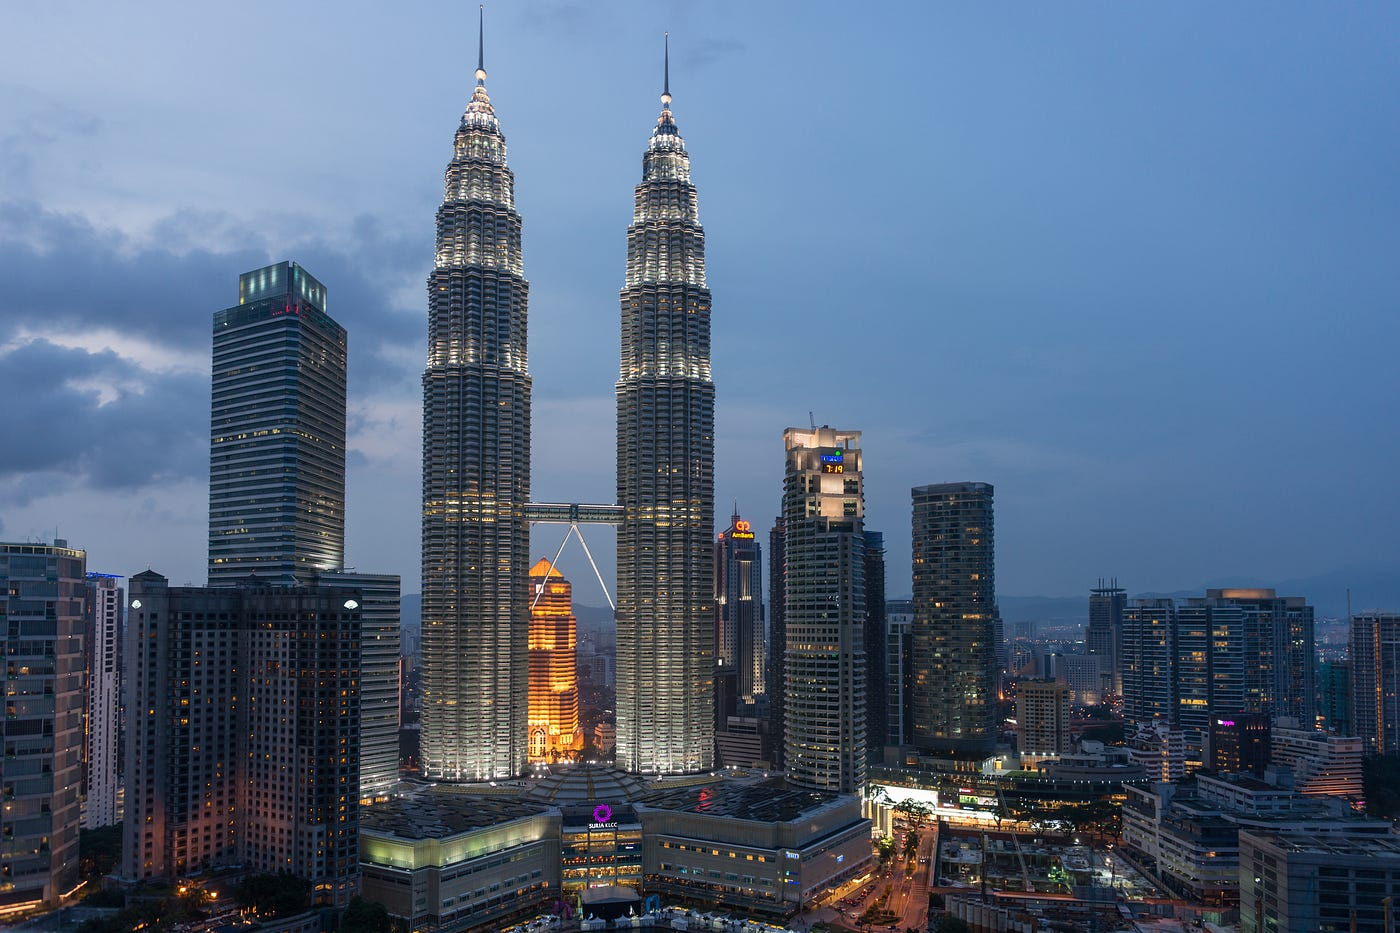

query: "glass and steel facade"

left=208, top=261, right=346, bottom=585
left=420, top=54, right=532, bottom=780
left=910, top=482, right=997, bottom=756
left=615, top=75, right=715, bottom=774
left=0, top=543, right=85, bottom=914
left=714, top=512, right=765, bottom=705
left=780, top=427, right=866, bottom=793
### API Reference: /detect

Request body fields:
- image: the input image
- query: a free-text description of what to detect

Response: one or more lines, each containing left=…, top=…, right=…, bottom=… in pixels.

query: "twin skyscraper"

left=420, top=24, right=715, bottom=780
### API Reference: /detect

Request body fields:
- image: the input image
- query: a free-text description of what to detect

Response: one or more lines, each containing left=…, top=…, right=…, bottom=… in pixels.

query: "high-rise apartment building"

left=312, top=570, right=400, bottom=801
left=862, top=531, right=887, bottom=763
left=766, top=517, right=786, bottom=769
left=781, top=426, right=866, bottom=793
left=0, top=543, right=85, bottom=915
left=885, top=600, right=915, bottom=749
left=1317, top=660, right=1350, bottom=734
left=910, top=482, right=997, bottom=757
left=420, top=30, right=533, bottom=780
left=122, top=572, right=361, bottom=906
left=1086, top=579, right=1125, bottom=695
left=1350, top=611, right=1400, bottom=755
left=1122, top=598, right=1177, bottom=725
left=1017, top=680, right=1071, bottom=758
left=615, top=55, right=715, bottom=775
left=714, top=511, right=765, bottom=705
left=1123, top=590, right=1316, bottom=760
left=208, top=261, right=346, bottom=585
left=83, top=572, right=122, bottom=829
left=527, top=559, right=583, bottom=763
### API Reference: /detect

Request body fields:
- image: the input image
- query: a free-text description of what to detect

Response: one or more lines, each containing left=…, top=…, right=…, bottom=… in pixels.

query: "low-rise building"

left=1123, top=771, right=1391, bottom=908
left=1267, top=726, right=1363, bottom=799
left=1239, top=830, right=1400, bottom=933
left=359, top=767, right=871, bottom=930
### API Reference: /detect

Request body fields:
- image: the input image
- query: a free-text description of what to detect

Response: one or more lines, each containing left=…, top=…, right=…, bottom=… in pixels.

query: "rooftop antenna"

left=475, top=4, right=486, bottom=86
left=663, top=32, right=671, bottom=105
left=809, top=411, right=816, bottom=431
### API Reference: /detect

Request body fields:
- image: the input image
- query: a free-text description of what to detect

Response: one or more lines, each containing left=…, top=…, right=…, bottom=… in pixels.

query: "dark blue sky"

left=2, top=2, right=1397, bottom=607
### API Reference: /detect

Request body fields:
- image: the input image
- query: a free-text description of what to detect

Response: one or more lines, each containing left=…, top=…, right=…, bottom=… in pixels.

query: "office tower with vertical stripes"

left=615, top=45, right=716, bottom=774
left=208, top=261, right=346, bottom=585
left=420, top=18, right=532, bottom=781
left=781, top=426, right=867, bottom=793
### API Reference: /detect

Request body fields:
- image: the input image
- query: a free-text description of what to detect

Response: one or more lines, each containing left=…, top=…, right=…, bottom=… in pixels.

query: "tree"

left=340, top=896, right=393, bottom=933
left=933, top=916, right=972, bottom=933
left=1363, top=755, right=1400, bottom=819
left=903, top=831, right=920, bottom=860
left=234, top=872, right=311, bottom=919
left=877, top=835, right=896, bottom=863
left=79, top=823, right=123, bottom=881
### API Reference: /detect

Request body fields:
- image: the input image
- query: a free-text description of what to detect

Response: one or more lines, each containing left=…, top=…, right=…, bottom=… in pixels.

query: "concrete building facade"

left=82, top=572, right=122, bottom=829
left=121, top=572, right=362, bottom=907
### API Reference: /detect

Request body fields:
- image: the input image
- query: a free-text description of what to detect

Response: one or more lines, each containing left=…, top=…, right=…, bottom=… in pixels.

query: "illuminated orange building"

left=528, top=558, right=584, bottom=762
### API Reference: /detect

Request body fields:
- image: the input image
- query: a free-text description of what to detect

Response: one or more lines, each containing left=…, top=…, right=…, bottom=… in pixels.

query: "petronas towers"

left=421, top=27, right=715, bottom=780
left=420, top=36, right=532, bottom=780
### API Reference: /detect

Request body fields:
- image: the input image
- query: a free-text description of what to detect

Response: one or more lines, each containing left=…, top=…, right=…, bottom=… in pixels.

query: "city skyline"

left=3, top=4, right=1399, bottom=605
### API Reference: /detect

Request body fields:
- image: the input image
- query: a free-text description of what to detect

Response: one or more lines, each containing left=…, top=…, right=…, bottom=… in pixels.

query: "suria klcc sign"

left=590, top=803, right=617, bottom=830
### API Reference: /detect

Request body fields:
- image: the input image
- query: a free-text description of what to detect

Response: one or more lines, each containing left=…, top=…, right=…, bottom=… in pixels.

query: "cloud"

left=0, top=202, right=429, bottom=509
left=682, top=37, right=746, bottom=69
left=0, top=339, right=207, bottom=502
left=0, top=201, right=426, bottom=389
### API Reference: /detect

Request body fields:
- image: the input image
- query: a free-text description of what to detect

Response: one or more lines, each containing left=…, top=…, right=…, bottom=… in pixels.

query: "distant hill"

left=398, top=565, right=1399, bottom=634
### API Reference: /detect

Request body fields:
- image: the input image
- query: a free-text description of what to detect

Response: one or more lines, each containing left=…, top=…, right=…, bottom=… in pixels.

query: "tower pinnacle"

left=475, top=5, right=486, bottom=86
left=661, top=33, right=671, bottom=108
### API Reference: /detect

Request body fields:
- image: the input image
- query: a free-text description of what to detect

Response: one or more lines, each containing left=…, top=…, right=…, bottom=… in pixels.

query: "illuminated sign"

left=823, top=462, right=844, bottom=474
left=593, top=804, right=612, bottom=824
left=731, top=518, right=754, bottom=539
left=820, top=451, right=844, bottom=463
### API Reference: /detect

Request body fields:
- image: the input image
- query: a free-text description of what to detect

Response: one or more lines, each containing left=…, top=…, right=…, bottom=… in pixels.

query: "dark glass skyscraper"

left=208, top=261, right=346, bottom=585
left=911, top=482, right=997, bottom=756
left=420, top=30, right=532, bottom=780
left=714, top=510, right=765, bottom=704
left=615, top=53, right=715, bottom=774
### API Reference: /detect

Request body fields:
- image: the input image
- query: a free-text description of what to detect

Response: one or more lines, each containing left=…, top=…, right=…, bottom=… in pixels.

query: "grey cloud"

left=0, top=340, right=206, bottom=503
left=0, top=200, right=427, bottom=392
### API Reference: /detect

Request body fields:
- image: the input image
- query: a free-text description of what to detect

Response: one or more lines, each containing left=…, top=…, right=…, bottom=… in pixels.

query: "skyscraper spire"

left=476, top=4, right=486, bottom=86
left=662, top=32, right=671, bottom=106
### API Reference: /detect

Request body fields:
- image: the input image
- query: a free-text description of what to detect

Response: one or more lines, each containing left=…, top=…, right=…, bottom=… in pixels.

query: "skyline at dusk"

left=3, top=2, right=1398, bottom=607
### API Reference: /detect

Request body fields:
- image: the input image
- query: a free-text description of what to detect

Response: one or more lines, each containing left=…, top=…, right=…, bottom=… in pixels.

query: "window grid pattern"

left=420, top=71, right=532, bottom=781
left=616, top=92, right=715, bottom=775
